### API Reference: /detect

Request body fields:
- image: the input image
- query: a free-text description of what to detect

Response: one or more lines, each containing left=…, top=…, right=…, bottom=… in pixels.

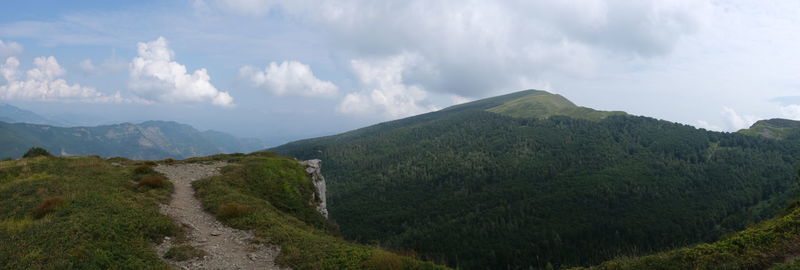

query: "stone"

left=299, top=159, right=328, bottom=218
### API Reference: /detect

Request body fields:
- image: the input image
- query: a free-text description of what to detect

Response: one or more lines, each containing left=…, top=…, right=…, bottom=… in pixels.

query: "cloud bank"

left=0, top=56, right=125, bottom=102
left=239, top=61, right=338, bottom=98
left=338, top=54, right=440, bottom=118
left=0, top=40, right=23, bottom=58
left=129, top=37, right=234, bottom=107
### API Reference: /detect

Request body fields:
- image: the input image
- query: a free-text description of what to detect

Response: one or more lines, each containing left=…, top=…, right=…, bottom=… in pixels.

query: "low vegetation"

left=22, top=147, right=51, bottom=158
left=164, top=245, right=206, bottom=261
left=32, top=197, right=65, bottom=219
left=577, top=198, right=800, bottom=270
left=137, top=175, right=168, bottom=189
left=191, top=153, right=447, bottom=270
left=0, top=156, right=177, bottom=269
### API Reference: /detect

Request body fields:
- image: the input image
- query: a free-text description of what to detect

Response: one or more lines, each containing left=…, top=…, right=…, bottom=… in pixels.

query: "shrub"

left=217, top=203, right=254, bottom=219
left=163, top=158, right=175, bottom=164
left=33, top=197, right=65, bottom=218
left=142, top=161, right=157, bottom=166
left=23, top=147, right=52, bottom=158
left=133, top=165, right=155, bottom=175
left=250, top=151, right=278, bottom=157
left=362, top=250, right=406, bottom=270
left=138, top=175, right=167, bottom=188
left=164, top=245, right=206, bottom=261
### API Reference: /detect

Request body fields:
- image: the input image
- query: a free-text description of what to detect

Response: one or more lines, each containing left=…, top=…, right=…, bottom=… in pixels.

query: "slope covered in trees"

left=273, top=90, right=800, bottom=269
left=576, top=197, right=800, bottom=270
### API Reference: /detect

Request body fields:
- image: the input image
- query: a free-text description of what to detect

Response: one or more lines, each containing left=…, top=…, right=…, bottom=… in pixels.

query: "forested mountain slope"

left=273, top=90, right=800, bottom=269
left=577, top=197, right=800, bottom=270
left=0, top=120, right=265, bottom=159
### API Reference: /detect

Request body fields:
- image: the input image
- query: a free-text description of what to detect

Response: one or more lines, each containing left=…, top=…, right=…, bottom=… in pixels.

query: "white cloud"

left=213, top=0, right=709, bottom=98
left=79, top=55, right=127, bottom=76
left=207, top=0, right=275, bottom=16
left=722, top=106, right=759, bottom=131
left=337, top=53, right=440, bottom=119
left=239, top=61, right=338, bottom=98
left=780, top=105, right=800, bottom=120
left=450, top=95, right=473, bottom=105
left=129, top=37, right=234, bottom=107
left=0, top=40, right=23, bottom=58
left=0, top=56, right=129, bottom=102
left=78, top=59, right=96, bottom=74
left=695, top=120, right=722, bottom=131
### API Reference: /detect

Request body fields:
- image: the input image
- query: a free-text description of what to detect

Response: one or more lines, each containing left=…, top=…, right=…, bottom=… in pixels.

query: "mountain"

left=0, top=103, right=66, bottom=126
left=739, top=118, right=800, bottom=140
left=484, top=90, right=626, bottom=120
left=577, top=198, right=800, bottom=270
left=0, top=120, right=266, bottom=160
left=273, top=89, right=800, bottom=269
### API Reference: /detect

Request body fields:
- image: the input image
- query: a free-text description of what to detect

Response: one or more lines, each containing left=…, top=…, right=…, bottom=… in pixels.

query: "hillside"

left=0, top=152, right=446, bottom=269
left=0, top=120, right=265, bottom=160
left=485, top=90, right=626, bottom=120
left=273, top=89, right=800, bottom=269
left=739, top=118, right=800, bottom=140
left=576, top=198, right=800, bottom=270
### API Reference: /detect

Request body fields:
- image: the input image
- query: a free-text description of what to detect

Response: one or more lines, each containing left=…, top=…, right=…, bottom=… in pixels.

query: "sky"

left=1, top=0, right=800, bottom=145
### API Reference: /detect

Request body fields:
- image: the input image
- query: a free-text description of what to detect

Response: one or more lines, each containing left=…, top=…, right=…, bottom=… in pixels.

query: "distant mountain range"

left=0, top=103, right=67, bottom=126
left=0, top=103, right=265, bottom=160
left=273, top=89, right=800, bottom=269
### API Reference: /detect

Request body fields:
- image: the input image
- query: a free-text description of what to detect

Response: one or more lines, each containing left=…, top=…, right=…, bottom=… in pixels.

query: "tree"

left=23, top=147, right=52, bottom=158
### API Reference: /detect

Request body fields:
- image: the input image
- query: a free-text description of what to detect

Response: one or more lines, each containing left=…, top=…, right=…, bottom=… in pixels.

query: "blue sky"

left=2, top=0, right=800, bottom=144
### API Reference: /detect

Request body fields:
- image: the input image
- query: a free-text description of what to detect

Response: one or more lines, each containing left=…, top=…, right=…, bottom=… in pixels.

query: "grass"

left=191, top=154, right=448, bottom=270
left=486, top=92, right=626, bottom=121
left=133, top=165, right=156, bottom=175
left=32, top=197, right=65, bottom=219
left=574, top=200, right=800, bottom=270
left=137, top=175, right=168, bottom=189
left=0, top=156, right=178, bottom=269
left=164, top=245, right=206, bottom=261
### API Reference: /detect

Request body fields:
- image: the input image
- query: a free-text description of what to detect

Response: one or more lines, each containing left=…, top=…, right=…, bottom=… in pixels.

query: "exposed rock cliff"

left=300, top=159, right=328, bottom=218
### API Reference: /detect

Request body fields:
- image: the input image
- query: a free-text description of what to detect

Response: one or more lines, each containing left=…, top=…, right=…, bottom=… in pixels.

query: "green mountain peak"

left=738, top=118, right=800, bottom=139
left=484, top=89, right=626, bottom=121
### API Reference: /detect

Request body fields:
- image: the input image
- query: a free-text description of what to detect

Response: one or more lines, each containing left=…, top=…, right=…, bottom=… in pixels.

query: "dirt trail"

left=155, top=162, right=283, bottom=270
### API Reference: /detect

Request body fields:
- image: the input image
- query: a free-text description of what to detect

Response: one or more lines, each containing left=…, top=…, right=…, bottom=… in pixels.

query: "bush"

left=217, top=203, right=254, bottom=219
left=163, top=158, right=175, bottom=164
left=250, top=151, right=278, bottom=157
left=362, top=251, right=406, bottom=270
left=138, top=175, right=167, bottom=188
left=133, top=165, right=155, bottom=175
left=142, top=161, right=157, bottom=166
left=23, top=147, right=52, bottom=158
left=33, top=197, right=65, bottom=218
left=164, top=245, right=206, bottom=261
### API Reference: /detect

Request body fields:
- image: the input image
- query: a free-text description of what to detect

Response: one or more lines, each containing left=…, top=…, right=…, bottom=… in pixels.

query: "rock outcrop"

left=300, top=159, right=328, bottom=218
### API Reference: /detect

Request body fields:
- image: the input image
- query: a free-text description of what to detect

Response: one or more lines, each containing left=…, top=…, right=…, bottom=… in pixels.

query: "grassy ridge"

left=486, top=92, right=626, bottom=121
left=189, top=153, right=448, bottom=270
left=576, top=200, right=800, bottom=270
left=0, top=156, right=177, bottom=269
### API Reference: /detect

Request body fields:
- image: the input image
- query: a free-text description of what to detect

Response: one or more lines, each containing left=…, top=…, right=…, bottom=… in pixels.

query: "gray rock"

left=299, top=159, right=328, bottom=218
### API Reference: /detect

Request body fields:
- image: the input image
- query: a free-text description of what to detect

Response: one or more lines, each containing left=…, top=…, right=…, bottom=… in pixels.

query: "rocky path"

left=155, top=162, right=282, bottom=270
